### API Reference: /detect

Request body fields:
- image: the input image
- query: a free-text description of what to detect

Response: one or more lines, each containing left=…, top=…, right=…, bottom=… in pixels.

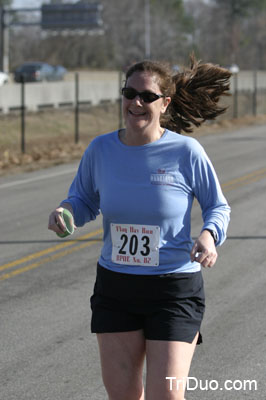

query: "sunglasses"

left=121, top=87, right=165, bottom=103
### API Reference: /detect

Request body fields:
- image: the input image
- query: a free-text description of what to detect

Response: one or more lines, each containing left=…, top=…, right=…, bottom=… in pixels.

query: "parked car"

left=0, top=71, right=9, bottom=85
left=13, top=62, right=67, bottom=83
left=53, top=65, right=67, bottom=80
left=228, top=64, right=240, bottom=74
left=172, top=64, right=180, bottom=73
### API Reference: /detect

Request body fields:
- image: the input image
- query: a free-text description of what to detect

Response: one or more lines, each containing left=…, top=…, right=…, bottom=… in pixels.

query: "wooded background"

left=2, top=0, right=266, bottom=71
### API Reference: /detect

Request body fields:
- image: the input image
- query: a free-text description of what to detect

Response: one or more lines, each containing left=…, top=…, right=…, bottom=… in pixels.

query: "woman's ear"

left=161, top=96, right=171, bottom=114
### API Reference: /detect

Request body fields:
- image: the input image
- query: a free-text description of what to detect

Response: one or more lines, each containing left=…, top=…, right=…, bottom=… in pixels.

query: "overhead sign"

left=41, top=3, right=103, bottom=30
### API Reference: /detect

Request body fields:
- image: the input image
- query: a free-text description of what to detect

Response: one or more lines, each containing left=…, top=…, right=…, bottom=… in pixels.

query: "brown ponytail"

left=125, top=55, right=232, bottom=134
left=163, top=55, right=232, bottom=133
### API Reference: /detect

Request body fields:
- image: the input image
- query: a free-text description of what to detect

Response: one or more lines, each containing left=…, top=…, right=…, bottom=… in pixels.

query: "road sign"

left=41, top=3, right=103, bottom=30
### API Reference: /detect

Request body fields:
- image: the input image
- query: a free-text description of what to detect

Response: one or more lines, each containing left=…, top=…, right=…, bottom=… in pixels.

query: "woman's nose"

left=132, top=95, right=143, bottom=105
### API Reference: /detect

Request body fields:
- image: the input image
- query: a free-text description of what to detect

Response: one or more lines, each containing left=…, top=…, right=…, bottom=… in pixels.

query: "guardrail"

left=1, top=70, right=266, bottom=153
left=0, top=71, right=124, bottom=153
left=0, top=71, right=121, bottom=113
left=1, top=70, right=266, bottom=114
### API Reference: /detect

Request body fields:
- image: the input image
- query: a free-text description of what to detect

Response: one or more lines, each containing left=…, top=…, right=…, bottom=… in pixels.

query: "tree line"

left=4, top=0, right=266, bottom=71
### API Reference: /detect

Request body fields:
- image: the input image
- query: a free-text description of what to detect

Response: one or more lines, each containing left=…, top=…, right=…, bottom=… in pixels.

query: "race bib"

left=111, top=223, right=160, bottom=267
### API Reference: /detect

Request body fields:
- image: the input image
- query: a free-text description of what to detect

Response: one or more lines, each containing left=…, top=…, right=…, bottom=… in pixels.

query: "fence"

left=0, top=70, right=266, bottom=153
left=227, top=71, right=266, bottom=119
left=0, top=70, right=122, bottom=113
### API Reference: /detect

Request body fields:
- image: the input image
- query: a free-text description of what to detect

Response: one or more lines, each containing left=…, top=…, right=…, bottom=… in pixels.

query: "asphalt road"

left=0, top=124, right=266, bottom=400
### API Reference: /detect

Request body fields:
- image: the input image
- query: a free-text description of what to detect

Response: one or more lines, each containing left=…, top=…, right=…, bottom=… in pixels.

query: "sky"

left=12, top=0, right=44, bottom=7
left=11, top=0, right=209, bottom=8
left=11, top=1, right=75, bottom=8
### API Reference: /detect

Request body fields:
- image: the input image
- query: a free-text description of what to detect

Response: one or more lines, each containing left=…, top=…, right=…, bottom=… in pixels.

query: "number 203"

left=118, top=234, right=150, bottom=256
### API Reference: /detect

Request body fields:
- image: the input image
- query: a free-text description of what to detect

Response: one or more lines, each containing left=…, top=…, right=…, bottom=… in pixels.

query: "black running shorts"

left=90, top=264, right=205, bottom=344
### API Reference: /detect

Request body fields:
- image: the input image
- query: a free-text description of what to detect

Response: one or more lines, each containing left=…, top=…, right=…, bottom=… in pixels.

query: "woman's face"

left=122, top=71, right=170, bottom=134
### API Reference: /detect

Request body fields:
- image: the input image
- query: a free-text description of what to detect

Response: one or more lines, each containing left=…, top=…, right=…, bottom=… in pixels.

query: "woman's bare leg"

left=97, top=330, right=146, bottom=400
left=145, top=333, right=199, bottom=400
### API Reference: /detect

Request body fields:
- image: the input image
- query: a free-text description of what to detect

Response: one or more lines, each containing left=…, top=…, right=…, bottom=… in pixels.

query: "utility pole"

left=0, top=6, right=10, bottom=72
left=0, top=6, right=4, bottom=71
left=3, top=11, right=9, bottom=72
left=145, top=0, right=151, bottom=59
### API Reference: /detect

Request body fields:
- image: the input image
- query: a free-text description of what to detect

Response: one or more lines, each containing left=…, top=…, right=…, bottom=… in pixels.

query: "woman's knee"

left=145, top=337, right=198, bottom=400
left=97, top=331, right=145, bottom=400
left=105, top=380, right=144, bottom=400
left=101, top=354, right=144, bottom=400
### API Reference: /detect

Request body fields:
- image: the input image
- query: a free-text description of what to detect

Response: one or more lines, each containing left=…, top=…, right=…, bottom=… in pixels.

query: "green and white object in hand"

left=56, top=209, right=74, bottom=238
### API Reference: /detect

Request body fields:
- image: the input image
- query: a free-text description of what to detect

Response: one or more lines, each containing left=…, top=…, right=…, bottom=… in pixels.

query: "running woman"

left=48, top=56, right=231, bottom=400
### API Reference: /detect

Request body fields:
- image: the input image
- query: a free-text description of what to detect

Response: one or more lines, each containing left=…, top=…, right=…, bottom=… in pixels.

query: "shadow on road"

left=0, top=238, right=103, bottom=244
left=0, top=236, right=265, bottom=245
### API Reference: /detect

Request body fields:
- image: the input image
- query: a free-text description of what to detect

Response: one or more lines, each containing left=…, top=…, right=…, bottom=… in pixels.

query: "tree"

left=213, top=0, right=266, bottom=16
left=149, top=0, right=194, bottom=63
left=0, top=0, right=12, bottom=6
left=211, top=0, right=266, bottom=63
left=7, top=0, right=266, bottom=70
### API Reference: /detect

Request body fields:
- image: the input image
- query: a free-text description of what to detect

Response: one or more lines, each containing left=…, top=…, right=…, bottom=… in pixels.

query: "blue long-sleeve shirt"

left=62, top=129, right=230, bottom=275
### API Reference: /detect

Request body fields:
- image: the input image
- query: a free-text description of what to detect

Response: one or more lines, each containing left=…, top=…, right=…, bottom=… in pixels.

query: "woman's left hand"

left=190, top=230, right=218, bottom=268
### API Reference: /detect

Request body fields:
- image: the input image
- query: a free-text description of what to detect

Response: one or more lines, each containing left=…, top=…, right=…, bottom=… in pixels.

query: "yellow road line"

left=1, top=167, right=266, bottom=282
left=222, top=167, right=266, bottom=192
left=0, top=240, right=100, bottom=282
left=0, top=228, right=103, bottom=273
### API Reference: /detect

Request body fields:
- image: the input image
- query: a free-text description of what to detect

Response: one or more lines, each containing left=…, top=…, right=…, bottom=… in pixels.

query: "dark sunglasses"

left=121, top=87, right=165, bottom=103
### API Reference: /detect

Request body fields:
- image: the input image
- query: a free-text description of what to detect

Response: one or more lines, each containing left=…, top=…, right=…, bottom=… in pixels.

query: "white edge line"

left=0, top=168, right=77, bottom=189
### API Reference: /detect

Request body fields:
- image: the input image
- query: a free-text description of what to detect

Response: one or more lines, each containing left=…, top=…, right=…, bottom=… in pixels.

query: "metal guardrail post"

left=21, top=77, right=26, bottom=153
left=252, top=70, right=257, bottom=117
left=233, top=73, right=238, bottom=119
left=119, top=70, right=123, bottom=130
left=75, top=72, right=79, bottom=144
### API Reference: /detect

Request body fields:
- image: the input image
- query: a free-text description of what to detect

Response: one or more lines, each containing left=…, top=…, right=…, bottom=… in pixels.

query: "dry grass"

left=0, top=102, right=121, bottom=176
left=1, top=102, right=266, bottom=177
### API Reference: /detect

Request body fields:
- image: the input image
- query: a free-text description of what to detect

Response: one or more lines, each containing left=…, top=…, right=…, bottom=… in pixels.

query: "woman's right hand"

left=48, top=204, right=75, bottom=235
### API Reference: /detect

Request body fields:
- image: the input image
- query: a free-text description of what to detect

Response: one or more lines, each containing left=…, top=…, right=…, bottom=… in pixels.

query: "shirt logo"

left=150, top=169, right=175, bottom=186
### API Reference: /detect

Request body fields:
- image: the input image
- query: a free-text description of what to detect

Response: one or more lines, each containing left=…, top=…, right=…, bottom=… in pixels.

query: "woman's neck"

left=120, top=126, right=165, bottom=146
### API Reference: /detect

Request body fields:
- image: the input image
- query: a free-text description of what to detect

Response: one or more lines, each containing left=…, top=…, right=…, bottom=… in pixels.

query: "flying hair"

left=125, top=55, right=232, bottom=133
